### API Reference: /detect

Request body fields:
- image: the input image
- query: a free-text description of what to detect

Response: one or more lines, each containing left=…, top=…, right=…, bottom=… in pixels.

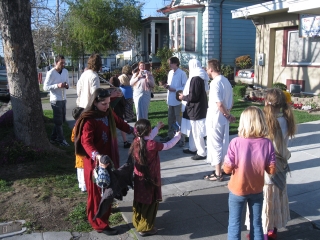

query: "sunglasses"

left=96, top=89, right=110, bottom=99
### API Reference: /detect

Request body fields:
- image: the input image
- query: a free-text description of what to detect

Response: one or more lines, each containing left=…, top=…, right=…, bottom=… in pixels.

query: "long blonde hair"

left=264, top=88, right=296, bottom=141
left=238, top=106, right=268, bottom=138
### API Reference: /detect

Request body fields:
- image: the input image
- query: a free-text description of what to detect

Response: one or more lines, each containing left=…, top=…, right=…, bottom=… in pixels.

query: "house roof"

left=157, top=4, right=205, bottom=14
left=231, top=0, right=320, bottom=19
left=141, top=17, right=168, bottom=25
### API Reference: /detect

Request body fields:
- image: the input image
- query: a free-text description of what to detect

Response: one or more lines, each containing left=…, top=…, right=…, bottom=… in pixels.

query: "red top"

left=132, top=139, right=164, bottom=204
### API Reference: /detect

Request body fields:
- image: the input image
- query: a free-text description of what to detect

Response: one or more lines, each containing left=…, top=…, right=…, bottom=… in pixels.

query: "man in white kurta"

left=205, top=59, right=234, bottom=181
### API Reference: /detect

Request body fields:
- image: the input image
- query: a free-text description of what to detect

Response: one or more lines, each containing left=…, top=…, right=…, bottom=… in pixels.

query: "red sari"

left=81, top=112, right=131, bottom=231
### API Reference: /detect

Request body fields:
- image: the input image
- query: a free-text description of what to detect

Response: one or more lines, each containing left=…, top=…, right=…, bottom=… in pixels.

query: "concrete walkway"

left=3, top=88, right=320, bottom=240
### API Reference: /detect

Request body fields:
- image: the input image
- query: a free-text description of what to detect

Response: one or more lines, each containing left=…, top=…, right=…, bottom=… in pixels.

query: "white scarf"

left=182, top=59, right=209, bottom=112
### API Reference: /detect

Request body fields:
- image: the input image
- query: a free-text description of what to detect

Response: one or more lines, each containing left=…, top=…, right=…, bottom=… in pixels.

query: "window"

left=177, top=18, right=181, bottom=50
left=284, top=29, right=320, bottom=66
left=171, top=20, right=175, bottom=49
left=185, top=17, right=195, bottom=52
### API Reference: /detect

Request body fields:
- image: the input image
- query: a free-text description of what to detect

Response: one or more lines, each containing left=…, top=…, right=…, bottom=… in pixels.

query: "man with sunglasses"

left=43, top=55, right=70, bottom=147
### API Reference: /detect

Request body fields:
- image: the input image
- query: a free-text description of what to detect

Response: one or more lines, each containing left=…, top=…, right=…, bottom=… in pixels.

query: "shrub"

left=155, top=46, right=175, bottom=65
left=235, top=55, right=252, bottom=69
left=272, top=82, right=287, bottom=91
left=152, top=66, right=168, bottom=85
left=233, top=84, right=247, bottom=97
left=221, top=64, right=234, bottom=79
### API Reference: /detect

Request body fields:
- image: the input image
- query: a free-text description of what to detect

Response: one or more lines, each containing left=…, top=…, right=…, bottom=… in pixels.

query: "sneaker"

left=123, top=141, right=131, bottom=148
left=178, top=140, right=185, bottom=147
left=183, top=149, right=197, bottom=154
left=59, top=140, right=70, bottom=147
left=191, top=154, right=207, bottom=160
left=160, top=136, right=171, bottom=142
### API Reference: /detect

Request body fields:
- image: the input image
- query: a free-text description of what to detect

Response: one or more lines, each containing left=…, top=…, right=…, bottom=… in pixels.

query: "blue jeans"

left=228, top=191, right=263, bottom=240
left=50, top=100, right=66, bottom=142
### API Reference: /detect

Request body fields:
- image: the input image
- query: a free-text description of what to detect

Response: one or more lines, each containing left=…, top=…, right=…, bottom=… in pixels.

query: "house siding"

left=166, top=0, right=263, bottom=67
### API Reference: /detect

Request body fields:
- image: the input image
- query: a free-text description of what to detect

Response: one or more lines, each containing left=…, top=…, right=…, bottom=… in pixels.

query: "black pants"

left=50, top=100, right=66, bottom=142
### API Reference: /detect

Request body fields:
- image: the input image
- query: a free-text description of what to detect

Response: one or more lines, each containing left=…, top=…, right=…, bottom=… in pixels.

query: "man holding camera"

left=43, top=55, right=70, bottom=147
left=161, top=57, right=187, bottom=146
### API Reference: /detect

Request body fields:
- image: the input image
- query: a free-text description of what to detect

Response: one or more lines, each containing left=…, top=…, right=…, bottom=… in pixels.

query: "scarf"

left=182, top=59, right=209, bottom=112
left=74, top=109, right=117, bottom=159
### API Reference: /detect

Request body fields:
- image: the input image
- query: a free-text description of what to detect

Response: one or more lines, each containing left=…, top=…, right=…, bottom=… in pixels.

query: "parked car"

left=234, top=68, right=254, bottom=87
left=101, top=66, right=110, bottom=72
left=0, top=70, right=10, bottom=99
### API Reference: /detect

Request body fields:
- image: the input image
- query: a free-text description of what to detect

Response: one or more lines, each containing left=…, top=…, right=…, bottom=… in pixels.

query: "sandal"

left=203, top=172, right=223, bottom=182
left=212, top=170, right=231, bottom=176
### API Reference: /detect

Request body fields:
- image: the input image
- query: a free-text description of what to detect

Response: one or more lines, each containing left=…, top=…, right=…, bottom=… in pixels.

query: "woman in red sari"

left=74, top=88, right=133, bottom=236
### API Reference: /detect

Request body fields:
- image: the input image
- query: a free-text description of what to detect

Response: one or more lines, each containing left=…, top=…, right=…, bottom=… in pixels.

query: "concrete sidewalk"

left=3, top=90, right=320, bottom=240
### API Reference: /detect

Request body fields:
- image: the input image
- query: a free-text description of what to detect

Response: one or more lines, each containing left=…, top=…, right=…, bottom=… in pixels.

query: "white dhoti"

left=181, top=118, right=206, bottom=157
left=206, top=120, right=229, bottom=166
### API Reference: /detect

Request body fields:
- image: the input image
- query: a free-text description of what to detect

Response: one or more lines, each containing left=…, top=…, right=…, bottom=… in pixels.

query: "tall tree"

left=61, top=0, right=142, bottom=54
left=0, top=0, right=53, bottom=149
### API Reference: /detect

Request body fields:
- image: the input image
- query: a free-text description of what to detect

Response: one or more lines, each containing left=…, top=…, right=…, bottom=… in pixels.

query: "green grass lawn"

left=148, top=99, right=320, bottom=136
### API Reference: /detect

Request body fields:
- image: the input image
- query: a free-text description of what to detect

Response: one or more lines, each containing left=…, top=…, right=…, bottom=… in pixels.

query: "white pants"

left=206, top=121, right=229, bottom=166
left=77, top=168, right=86, bottom=192
left=188, top=120, right=206, bottom=157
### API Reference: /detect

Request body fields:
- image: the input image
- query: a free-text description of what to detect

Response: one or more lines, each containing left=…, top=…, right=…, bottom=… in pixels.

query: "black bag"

left=151, top=92, right=154, bottom=98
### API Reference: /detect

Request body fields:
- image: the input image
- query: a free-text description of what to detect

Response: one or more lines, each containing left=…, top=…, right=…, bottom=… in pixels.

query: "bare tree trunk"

left=0, top=0, right=53, bottom=150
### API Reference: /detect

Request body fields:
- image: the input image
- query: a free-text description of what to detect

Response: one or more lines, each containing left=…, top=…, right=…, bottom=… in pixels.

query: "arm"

left=43, top=71, right=58, bottom=91
left=130, top=73, right=140, bottom=86
left=90, top=74, right=100, bottom=94
left=265, top=143, right=276, bottom=175
left=222, top=141, right=236, bottom=174
left=162, top=132, right=181, bottom=150
left=81, top=119, right=100, bottom=161
left=175, top=71, right=188, bottom=92
left=145, top=122, right=165, bottom=140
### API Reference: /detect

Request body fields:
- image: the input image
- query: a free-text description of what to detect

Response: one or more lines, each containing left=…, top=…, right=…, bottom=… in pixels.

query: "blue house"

left=148, top=0, right=268, bottom=68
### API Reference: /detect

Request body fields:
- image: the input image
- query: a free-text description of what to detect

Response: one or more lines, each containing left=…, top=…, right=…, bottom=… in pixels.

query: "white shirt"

left=76, top=69, right=100, bottom=108
left=43, top=68, right=69, bottom=102
left=207, top=75, right=233, bottom=125
left=166, top=68, right=187, bottom=106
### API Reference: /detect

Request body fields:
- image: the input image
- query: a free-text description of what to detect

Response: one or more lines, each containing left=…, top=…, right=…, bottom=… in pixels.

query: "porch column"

left=151, top=22, right=156, bottom=55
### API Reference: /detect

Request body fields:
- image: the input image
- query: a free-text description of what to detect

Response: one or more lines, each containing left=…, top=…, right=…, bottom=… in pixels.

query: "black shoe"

left=123, top=141, right=131, bottom=148
left=98, top=227, right=118, bottom=235
left=49, top=138, right=58, bottom=144
left=183, top=149, right=197, bottom=154
left=191, top=154, right=206, bottom=160
left=139, top=227, right=158, bottom=237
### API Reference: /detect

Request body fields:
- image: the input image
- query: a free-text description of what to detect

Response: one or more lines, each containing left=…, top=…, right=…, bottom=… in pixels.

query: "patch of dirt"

left=0, top=183, right=86, bottom=231
left=0, top=156, right=87, bottom=232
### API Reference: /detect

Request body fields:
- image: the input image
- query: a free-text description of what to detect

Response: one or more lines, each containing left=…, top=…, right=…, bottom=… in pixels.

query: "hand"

left=58, top=82, right=68, bottom=88
left=174, top=131, right=181, bottom=137
left=178, top=93, right=184, bottom=100
left=157, top=121, right=165, bottom=130
left=99, top=160, right=109, bottom=169
left=229, top=115, right=236, bottom=123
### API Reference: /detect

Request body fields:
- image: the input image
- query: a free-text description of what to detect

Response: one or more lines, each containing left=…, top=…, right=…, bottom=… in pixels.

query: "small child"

left=71, top=107, right=86, bottom=192
left=130, top=119, right=181, bottom=237
left=223, top=106, right=276, bottom=240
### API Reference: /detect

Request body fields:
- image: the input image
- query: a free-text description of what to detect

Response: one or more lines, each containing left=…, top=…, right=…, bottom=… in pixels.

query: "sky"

left=0, top=0, right=170, bottom=56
